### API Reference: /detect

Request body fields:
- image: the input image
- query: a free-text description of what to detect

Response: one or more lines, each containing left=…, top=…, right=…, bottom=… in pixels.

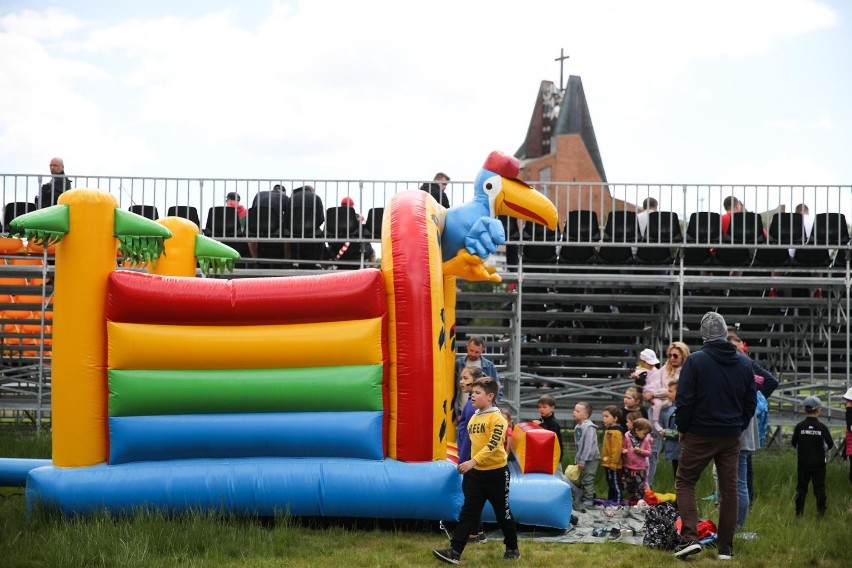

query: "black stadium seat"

left=559, top=210, right=599, bottom=265
left=166, top=205, right=202, bottom=227
left=636, top=211, right=681, bottom=264
left=598, top=210, right=637, bottom=264
left=129, top=204, right=159, bottom=220
left=3, top=201, right=37, bottom=232
left=683, top=211, right=720, bottom=266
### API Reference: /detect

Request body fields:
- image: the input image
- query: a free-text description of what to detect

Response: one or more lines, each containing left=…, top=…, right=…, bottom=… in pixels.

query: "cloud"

left=719, top=152, right=839, bottom=186
left=0, top=0, right=844, bottom=185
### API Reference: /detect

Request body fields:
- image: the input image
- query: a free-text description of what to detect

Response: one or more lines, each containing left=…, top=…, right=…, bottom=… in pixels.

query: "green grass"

left=1, top=428, right=849, bottom=567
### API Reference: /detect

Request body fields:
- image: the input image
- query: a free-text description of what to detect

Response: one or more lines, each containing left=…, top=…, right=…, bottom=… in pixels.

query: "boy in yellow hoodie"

left=433, top=376, right=520, bottom=564
left=601, top=405, right=625, bottom=503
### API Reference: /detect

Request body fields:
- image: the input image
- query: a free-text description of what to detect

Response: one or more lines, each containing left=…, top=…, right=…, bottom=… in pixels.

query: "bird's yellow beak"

left=493, top=178, right=558, bottom=230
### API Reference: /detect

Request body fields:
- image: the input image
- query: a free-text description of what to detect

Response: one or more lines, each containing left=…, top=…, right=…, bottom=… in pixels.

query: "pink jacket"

left=622, top=431, right=652, bottom=471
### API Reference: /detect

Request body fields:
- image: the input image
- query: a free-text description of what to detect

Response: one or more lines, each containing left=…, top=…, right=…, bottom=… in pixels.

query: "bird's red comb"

left=482, top=151, right=521, bottom=180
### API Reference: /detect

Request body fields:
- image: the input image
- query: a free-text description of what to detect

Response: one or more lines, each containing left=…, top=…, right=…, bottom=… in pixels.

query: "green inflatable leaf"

left=195, top=234, right=240, bottom=275
left=8, top=205, right=70, bottom=245
left=114, top=209, right=172, bottom=266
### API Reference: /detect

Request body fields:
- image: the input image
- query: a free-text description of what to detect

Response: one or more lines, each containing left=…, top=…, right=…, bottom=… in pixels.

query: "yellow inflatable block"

left=109, top=318, right=384, bottom=370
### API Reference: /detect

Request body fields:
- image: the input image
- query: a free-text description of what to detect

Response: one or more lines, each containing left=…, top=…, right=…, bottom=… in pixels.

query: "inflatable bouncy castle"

left=6, top=151, right=573, bottom=529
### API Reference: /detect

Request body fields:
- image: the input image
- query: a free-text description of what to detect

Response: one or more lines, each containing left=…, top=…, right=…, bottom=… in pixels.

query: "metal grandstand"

left=1, top=174, right=850, bottom=431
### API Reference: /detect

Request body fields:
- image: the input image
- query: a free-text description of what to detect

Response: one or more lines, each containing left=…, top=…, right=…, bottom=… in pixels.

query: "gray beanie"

left=700, top=312, right=727, bottom=342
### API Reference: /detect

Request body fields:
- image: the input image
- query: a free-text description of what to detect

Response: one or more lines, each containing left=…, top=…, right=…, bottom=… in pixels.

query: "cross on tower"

left=554, top=48, right=569, bottom=91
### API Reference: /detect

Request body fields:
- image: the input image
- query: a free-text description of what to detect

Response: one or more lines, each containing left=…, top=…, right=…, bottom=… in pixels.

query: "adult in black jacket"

left=252, top=184, right=290, bottom=216
left=419, top=172, right=451, bottom=209
left=38, top=157, right=72, bottom=208
left=673, top=312, right=756, bottom=562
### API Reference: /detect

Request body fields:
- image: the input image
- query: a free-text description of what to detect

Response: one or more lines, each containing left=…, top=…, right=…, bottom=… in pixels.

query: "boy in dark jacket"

left=537, top=394, right=563, bottom=462
left=791, top=396, right=834, bottom=516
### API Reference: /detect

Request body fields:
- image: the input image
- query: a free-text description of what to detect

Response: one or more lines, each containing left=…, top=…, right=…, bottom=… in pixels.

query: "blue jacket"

left=456, top=398, right=476, bottom=462
left=675, top=339, right=757, bottom=438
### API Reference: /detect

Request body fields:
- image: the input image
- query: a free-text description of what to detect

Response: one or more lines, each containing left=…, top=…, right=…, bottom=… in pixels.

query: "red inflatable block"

left=512, top=421, right=560, bottom=474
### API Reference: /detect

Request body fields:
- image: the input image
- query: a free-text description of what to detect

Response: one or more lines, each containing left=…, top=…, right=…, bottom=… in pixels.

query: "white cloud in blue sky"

left=0, top=0, right=848, bottom=186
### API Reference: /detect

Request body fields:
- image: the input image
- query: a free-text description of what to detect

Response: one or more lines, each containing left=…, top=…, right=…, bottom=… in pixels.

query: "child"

left=625, top=410, right=643, bottom=434
left=622, top=417, right=653, bottom=504
left=845, top=387, right=852, bottom=483
left=600, top=405, right=625, bottom=503
left=456, top=366, right=486, bottom=544
left=572, top=401, right=600, bottom=507
left=791, top=396, right=834, bottom=516
left=456, top=367, right=484, bottom=464
left=537, top=394, right=563, bottom=462
left=432, top=377, right=520, bottom=564
left=619, top=386, right=648, bottom=431
left=632, top=348, right=666, bottom=433
left=659, top=379, right=680, bottom=481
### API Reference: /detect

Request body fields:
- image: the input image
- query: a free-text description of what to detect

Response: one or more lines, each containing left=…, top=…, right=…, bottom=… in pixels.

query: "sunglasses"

left=668, top=353, right=681, bottom=358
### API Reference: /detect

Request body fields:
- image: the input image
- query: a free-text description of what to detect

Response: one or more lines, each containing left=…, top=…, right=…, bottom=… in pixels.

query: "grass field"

left=0, top=427, right=849, bottom=567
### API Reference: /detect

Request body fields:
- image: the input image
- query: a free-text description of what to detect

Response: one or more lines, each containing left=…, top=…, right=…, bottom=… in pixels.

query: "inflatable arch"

left=6, top=153, right=572, bottom=529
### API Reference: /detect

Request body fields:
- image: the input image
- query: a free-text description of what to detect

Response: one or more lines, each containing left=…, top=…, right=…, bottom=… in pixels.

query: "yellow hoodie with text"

left=467, top=407, right=508, bottom=471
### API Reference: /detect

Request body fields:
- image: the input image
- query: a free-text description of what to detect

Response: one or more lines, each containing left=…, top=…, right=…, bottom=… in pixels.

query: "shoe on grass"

left=674, top=540, right=702, bottom=560
left=468, top=532, right=487, bottom=544
left=718, top=549, right=733, bottom=560
left=503, top=549, right=521, bottom=560
left=432, top=547, right=461, bottom=565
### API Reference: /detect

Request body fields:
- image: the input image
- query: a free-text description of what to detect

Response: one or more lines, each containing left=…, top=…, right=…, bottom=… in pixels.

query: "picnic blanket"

left=479, top=505, right=648, bottom=545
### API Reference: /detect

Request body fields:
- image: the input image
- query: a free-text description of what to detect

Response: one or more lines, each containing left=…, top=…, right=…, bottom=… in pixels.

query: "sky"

left=1, top=0, right=850, bottom=192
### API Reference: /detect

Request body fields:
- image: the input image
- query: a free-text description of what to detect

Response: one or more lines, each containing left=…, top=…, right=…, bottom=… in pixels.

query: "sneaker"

left=674, top=540, right=702, bottom=560
left=503, top=549, right=521, bottom=560
left=468, top=532, right=487, bottom=544
left=432, top=547, right=461, bottom=565
left=718, top=550, right=733, bottom=560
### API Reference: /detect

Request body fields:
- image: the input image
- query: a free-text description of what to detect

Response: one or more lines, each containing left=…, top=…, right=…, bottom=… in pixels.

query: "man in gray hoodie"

left=673, top=312, right=756, bottom=561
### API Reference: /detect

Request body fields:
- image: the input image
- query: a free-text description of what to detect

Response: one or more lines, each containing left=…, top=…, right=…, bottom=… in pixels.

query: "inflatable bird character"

left=441, top=151, right=558, bottom=282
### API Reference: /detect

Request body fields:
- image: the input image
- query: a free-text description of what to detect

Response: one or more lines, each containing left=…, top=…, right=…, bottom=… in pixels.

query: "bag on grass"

left=642, top=502, right=680, bottom=550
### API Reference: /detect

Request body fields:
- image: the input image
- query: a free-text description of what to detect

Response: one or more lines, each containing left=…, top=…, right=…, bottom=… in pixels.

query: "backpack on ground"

left=642, top=502, right=680, bottom=550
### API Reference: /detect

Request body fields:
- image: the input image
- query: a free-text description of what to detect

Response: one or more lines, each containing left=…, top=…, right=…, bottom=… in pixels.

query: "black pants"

left=795, top=467, right=826, bottom=515
left=605, top=467, right=622, bottom=502
left=451, top=467, right=518, bottom=554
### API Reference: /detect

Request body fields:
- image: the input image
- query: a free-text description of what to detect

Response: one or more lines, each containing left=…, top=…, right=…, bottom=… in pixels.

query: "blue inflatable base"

left=482, top=460, right=572, bottom=529
left=0, top=458, right=52, bottom=487
left=26, top=457, right=572, bottom=529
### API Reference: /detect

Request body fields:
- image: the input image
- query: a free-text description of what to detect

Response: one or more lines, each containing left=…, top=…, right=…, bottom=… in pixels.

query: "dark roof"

left=516, top=75, right=607, bottom=182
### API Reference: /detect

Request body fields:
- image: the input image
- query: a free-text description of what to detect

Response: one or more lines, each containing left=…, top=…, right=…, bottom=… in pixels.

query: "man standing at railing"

left=420, top=172, right=451, bottom=208
left=38, top=157, right=72, bottom=208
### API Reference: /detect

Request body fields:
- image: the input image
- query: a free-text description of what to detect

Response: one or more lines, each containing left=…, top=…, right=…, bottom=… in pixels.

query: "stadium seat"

left=683, top=211, right=720, bottom=266
left=166, top=205, right=202, bottom=227
left=3, top=201, right=37, bottom=233
left=363, top=207, right=384, bottom=239
left=753, top=212, right=803, bottom=267
left=498, top=215, right=521, bottom=271
left=794, top=212, right=849, bottom=267
left=521, top=221, right=560, bottom=266
left=636, top=211, right=681, bottom=264
left=245, top=207, right=287, bottom=239
left=716, top=212, right=765, bottom=266
left=203, top=206, right=243, bottom=238
left=325, top=207, right=362, bottom=238
left=559, top=210, right=599, bottom=265
left=128, top=204, right=159, bottom=220
left=598, top=210, right=637, bottom=264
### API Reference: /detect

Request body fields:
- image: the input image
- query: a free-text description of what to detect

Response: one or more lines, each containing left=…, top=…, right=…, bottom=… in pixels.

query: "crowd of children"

left=432, top=339, right=848, bottom=564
